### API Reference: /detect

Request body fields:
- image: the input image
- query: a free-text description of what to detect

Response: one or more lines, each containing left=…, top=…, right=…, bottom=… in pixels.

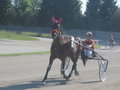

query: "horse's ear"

left=58, top=18, right=63, bottom=24
left=52, top=16, right=56, bottom=23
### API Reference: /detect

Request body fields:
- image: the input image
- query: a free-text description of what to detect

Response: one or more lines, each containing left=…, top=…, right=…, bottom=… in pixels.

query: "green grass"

left=0, top=30, right=38, bottom=40
left=0, top=51, right=50, bottom=56
left=20, top=32, right=40, bottom=37
left=0, top=30, right=52, bottom=40
left=94, top=44, right=101, bottom=48
left=21, top=32, right=52, bottom=38
left=39, top=33, right=52, bottom=38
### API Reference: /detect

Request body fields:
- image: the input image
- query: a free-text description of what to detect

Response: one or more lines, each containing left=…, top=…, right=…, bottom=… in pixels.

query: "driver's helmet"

left=86, top=32, right=93, bottom=37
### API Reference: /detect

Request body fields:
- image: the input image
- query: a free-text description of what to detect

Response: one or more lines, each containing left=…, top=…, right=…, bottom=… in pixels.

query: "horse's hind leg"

left=42, top=55, right=55, bottom=82
left=61, top=59, right=67, bottom=78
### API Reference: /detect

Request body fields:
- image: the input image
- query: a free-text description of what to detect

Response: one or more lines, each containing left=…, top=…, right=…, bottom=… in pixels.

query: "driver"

left=83, top=32, right=95, bottom=59
left=108, top=34, right=115, bottom=45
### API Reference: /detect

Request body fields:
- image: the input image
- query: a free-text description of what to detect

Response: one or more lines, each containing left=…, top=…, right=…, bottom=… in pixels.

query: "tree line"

left=0, top=0, right=120, bottom=32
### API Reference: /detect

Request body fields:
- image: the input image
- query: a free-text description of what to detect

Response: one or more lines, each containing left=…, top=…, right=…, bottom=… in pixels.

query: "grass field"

left=0, top=51, right=50, bottom=56
left=0, top=30, right=51, bottom=40
left=0, top=30, right=37, bottom=40
left=94, top=44, right=101, bottom=48
left=21, top=32, right=51, bottom=38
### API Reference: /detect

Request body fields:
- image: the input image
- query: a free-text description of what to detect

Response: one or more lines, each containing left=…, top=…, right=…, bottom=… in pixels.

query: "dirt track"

left=0, top=39, right=120, bottom=90
left=0, top=38, right=52, bottom=54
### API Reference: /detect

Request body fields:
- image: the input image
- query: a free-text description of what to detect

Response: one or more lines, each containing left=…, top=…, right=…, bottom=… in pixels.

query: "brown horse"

left=42, top=35, right=85, bottom=82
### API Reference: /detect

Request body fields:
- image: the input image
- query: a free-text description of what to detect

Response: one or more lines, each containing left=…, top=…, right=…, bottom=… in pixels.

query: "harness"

left=51, top=29, right=60, bottom=33
left=51, top=29, right=62, bottom=39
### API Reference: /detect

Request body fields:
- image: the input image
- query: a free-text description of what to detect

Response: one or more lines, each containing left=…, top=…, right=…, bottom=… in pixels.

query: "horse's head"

left=51, top=16, right=63, bottom=39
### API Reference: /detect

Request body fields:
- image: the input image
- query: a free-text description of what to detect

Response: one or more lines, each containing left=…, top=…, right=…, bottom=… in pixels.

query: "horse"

left=42, top=35, right=86, bottom=82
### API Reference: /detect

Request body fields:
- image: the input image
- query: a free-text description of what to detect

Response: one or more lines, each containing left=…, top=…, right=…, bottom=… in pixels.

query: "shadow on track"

left=0, top=78, right=67, bottom=90
left=0, top=78, right=101, bottom=90
left=80, top=80, right=101, bottom=84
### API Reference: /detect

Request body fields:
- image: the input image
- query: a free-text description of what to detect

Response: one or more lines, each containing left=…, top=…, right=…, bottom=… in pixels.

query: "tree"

left=30, top=0, right=42, bottom=25
left=0, top=0, right=42, bottom=26
left=99, top=0, right=118, bottom=26
left=85, top=0, right=102, bottom=29
left=10, top=0, right=41, bottom=26
left=85, top=0, right=118, bottom=31
left=110, top=7, right=120, bottom=31
left=12, top=0, right=32, bottom=25
left=37, top=0, right=82, bottom=28
left=0, top=0, right=11, bottom=24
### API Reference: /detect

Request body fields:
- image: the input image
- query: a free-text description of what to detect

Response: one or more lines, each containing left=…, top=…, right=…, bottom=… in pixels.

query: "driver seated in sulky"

left=83, top=32, right=95, bottom=59
left=108, top=34, right=115, bottom=46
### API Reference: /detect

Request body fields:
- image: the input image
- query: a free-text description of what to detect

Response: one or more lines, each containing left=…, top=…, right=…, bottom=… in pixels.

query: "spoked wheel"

left=98, top=59, right=108, bottom=82
left=60, top=57, right=70, bottom=76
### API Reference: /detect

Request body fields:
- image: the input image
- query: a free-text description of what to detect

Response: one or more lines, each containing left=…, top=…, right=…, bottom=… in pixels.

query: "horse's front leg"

left=66, top=62, right=76, bottom=81
left=42, top=55, right=55, bottom=83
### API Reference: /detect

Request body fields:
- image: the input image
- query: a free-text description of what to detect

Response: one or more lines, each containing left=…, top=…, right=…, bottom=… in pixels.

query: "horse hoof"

left=42, top=79, right=46, bottom=83
left=66, top=77, right=70, bottom=81
left=41, top=81, right=46, bottom=84
left=75, top=72, right=79, bottom=76
left=63, top=75, right=67, bottom=78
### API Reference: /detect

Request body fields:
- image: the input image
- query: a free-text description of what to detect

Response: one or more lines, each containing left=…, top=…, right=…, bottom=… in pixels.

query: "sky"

left=81, top=0, right=120, bottom=13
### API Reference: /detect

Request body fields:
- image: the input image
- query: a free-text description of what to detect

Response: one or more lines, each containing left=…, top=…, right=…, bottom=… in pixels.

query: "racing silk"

left=84, top=39, right=94, bottom=49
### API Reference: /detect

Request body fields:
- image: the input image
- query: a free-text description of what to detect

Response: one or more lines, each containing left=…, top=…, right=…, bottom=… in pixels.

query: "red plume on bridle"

left=52, top=16, right=62, bottom=24
left=58, top=18, right=63, bottom=24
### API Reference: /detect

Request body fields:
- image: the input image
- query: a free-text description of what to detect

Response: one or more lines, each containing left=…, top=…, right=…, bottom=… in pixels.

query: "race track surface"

left=0, top=38, right=52, bottom=54
left=0, top=39, right=120, bottom=90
